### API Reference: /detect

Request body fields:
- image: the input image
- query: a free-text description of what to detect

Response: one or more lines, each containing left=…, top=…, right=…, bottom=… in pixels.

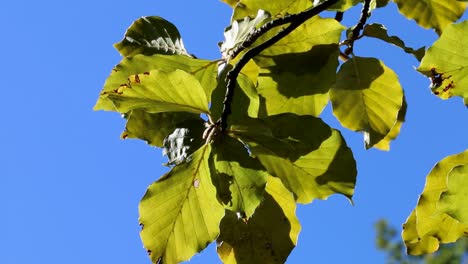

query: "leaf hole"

left=193, top=179, right=200, bottom=188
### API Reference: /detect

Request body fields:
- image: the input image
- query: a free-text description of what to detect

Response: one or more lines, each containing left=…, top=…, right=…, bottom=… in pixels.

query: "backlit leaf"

left=330, top=57, right=404, bottom=149
left=139, top=145, right=225, bottom=263
left=417, top=21, right=468, bottom=106
left=121, top=111, right=201, bottom=147
left=216, top=176, right=301, bottom=263
left=328, top=0, right=361, bottom=11
left=373, top=96, right=407, bottom=151
left=220, top=10, right=270, bottom=60
left=221, top=0, right=240, bottom=8
left=437, top=165, right=468, bottom=223
left=255, top=17, right=344, bottom=117
left=375, top=0, right=390, bottom=8
left=115, top=16, right=191, bottom=57
left=95, top=54, right=217, bottom=111
left=211, top=136, right=268, bottom=218
left=230, top=114, right=356, bottom=204
left=232, top=0, right=312, bottom=20
left=362, top=23, right=425, bottom=61
left=402, top=150, right=468, bottom=255
left=101, top=69, right=209, bottom=114
left=393, top=0, right=467, bottom=34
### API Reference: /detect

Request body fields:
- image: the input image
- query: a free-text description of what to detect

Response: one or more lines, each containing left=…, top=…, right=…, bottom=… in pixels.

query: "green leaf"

left=100, top=69, right=209, bottom=114
left=328, top=0, right=361, bottom=11
left=220, top=10, right=270, bottom=60
left=216, top=176, right=301, bottom=263
left=139, top=145, right=225, bottom=263
left=95, top=54, right=217, bottom=111
left=375, top=0, right=390, bottom=8
left=121, top=111, right=201, bottom=147
left=362, top=23, right=425, bottom=61
left=162, top=119, right=205, bottom=165
left=402, top=150, right=468, bottom=255
left=393, top=0, right=467, bottom=34
left=114, top=16, right=191, bottom=57
left=373, top=96, right=407, bottom=151
left=232, top=0, right=312, bottom=20
left=211, top=136, right=268, bottom=218
left=254, top=17, right=345, bottom=117
left=437, top=165, right=468, bottom=223
left=231, top=114, right=356, bottom=204
left=221, top=0, right=240, bottom=7
left=417, top=21, right=468, bottom=106
left=330, top=57, right=404, bottom=149
left=402, top=211, right=441, bottom=255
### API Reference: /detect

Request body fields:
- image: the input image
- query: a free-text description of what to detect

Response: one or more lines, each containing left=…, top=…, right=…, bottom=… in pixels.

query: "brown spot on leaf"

left=443, top=81, right=455, bottom=92
left=144, top=72, right=150, bottom=75
left=134, top=74, right=140, bottom=84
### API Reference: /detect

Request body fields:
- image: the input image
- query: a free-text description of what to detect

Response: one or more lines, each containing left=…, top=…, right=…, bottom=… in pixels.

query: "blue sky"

left=2, top=1, right=467, bottom=263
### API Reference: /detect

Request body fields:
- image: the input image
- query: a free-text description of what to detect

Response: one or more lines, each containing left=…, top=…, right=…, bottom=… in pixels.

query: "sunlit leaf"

left=393, top=0, right=467, bottom=34
left=402, top=150, right=468, bottom=255
left=220, top=10, right=270, bottom=60
left=328, top=0, right=361, bottom=11
left=373, top=96, right=407, bottom=151
left=139, top=145, right=225, bottom=263
left=437, top=165, right=468, bottom=223
left=115, top=16, right=191, bottom=57
left=362, top=23, right=425, bottom=61
left=255, top=17, right=344, bottom=116
left=95, top=54, right=218, bottom=111
left=216, top=176, right=301, bottom=263
left=402, top=211, right=441, bottom=255
left=330, top=57, right=404, bottom=149
left=232, top=0, right=312, bottom=20
left=121, top=111, right=202, bottom=147
left=211, top=136, right=268, bottom=218
left=100, top=69, right=209, bottom=114
left=221, top=0, right=240, bottom=8
left=230, top=114, right=356, bottom=204
left=417, top=21, right=468, bottom=106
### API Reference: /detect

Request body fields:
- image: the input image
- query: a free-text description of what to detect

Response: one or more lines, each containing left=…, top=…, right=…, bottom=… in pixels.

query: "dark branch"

left=334, top=12, right=344, bottom=22
left=229, top=0, right=340, bottom=61
left=352, top=0, right=371, bottom=40
left=219, top=0, right=340, bottom=132
left=344, top=0, right=371, bottom=55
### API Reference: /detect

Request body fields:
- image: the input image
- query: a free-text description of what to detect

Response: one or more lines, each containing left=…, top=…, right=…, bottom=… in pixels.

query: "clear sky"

left=2, top=1, right=467, bottom=263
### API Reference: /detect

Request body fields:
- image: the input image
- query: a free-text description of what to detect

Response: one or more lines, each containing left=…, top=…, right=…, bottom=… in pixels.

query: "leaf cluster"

left=95, top=0, right=468, bottom=262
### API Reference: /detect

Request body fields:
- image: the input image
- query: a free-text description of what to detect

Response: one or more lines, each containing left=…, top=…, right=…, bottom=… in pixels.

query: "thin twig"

left=344, top=0, right=372, bottom=55
left=218, top=0, right=340, bottom=132
left=229, top=0, right=340, bottom=61
left=335, top=12, right=344, bottom=22
left=352, top=0, right=371, bottom=39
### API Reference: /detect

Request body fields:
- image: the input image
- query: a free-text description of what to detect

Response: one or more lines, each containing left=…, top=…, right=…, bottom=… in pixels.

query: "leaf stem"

left=218, top=0, right=340, bottom=132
